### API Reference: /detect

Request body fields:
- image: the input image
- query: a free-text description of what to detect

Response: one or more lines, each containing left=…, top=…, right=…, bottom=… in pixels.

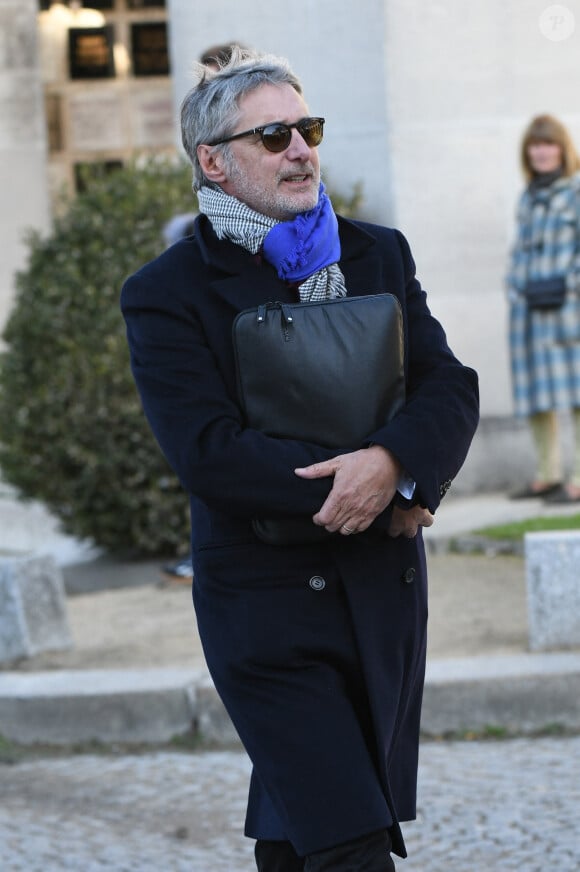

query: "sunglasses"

left=208, top=117, right=325, bottom=153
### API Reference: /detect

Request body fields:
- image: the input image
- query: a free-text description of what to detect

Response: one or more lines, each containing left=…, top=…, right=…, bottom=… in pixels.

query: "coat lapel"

left=195, top=214, right=297, bottom=311
left=337, top=216, right=384, bottom=295
left=212, top=266, right=298, bottom=311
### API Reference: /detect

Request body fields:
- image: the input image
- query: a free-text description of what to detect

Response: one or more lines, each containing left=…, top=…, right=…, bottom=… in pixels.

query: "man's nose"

left=285, top=128, right=312, bottom=160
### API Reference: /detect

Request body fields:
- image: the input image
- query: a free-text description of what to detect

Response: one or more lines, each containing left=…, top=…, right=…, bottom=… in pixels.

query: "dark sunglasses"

left=208, top=117, right=325, bottom=153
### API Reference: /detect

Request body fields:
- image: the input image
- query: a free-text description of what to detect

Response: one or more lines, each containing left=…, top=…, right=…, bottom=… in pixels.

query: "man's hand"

left=388, top=504, right=434, bottom=538
left=294, top=445, right=401, bottom=535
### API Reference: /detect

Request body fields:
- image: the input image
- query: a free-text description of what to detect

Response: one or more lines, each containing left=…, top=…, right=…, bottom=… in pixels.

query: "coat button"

left=439, top=478, right=452, bottom=498
left=309, top=576, right=326, bottom=591
left=402, top=567, right=416, bottom=584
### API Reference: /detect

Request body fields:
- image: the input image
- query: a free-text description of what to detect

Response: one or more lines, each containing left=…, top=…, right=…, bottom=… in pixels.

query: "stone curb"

left=1, top=654, right=580, bottom=747
left=0, top=668, right=205, bottom=746
left=421, top=652, right=580, bottom=736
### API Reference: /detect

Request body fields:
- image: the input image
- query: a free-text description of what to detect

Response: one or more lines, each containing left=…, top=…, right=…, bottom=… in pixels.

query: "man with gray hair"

left=122, top=49, right=479, bottom=871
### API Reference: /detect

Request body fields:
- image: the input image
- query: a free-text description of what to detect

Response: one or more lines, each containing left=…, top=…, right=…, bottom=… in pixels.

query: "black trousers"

left=254, top=829, right=396, bottom=872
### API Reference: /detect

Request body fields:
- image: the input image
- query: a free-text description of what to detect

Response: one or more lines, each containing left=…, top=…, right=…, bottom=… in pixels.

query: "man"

left=121, top=50, right=479, bottom=871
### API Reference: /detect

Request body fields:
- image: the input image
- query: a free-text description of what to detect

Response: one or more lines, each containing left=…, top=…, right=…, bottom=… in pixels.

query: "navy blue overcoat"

left=121, top=214, right=479, bottom=858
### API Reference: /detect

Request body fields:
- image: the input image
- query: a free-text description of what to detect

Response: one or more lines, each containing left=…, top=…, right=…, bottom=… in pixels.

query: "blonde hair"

left=520, top=114, right=580, bottom=181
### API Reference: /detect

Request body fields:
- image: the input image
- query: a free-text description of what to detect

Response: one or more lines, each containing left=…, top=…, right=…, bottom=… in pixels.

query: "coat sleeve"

left=567, top=174, right=580, bottom=293
left=121, top=270, right=340, bottom=520
left=365, top=230, right=479, bottom=514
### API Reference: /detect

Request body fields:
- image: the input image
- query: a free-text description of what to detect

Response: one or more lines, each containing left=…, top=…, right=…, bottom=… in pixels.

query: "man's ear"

left=197, top=144, right=227, bottom=184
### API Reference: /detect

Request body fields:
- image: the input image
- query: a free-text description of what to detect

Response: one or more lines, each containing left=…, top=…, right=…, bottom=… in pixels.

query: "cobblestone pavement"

left=1, top=736, right=579, bottom=871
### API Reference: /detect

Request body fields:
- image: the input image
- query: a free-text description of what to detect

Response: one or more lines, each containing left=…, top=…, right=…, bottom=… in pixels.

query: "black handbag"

left=233, top=293, right=405, bottom=544
left=523, top=276, right=566, bottom=310
left=520, top=189, right=567, bottom=310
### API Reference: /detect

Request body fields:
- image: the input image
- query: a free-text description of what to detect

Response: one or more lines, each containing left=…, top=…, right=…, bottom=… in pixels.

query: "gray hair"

left=180, top=48, right=303, bottom=191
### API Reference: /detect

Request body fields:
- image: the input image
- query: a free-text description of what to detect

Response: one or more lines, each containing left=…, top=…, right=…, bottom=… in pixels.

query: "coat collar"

left=194, top=214, right=295, bottom=309
left=193, top=213, right=378, bottom=310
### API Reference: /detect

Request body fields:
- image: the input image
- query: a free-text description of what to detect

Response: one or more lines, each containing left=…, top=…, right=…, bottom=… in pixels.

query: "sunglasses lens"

left=260, top=119, right=324, bottom=152
left=261, top=124, right=292, bottom=152
left=299, top=118, right=324, bottom=147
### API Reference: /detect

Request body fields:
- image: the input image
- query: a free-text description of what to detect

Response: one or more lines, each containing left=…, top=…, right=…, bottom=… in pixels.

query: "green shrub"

left=0, top=158, right=196, bottom=556
left=325, top=179, right=363, bottom=218
left=0, top=160, right=362, bottom=556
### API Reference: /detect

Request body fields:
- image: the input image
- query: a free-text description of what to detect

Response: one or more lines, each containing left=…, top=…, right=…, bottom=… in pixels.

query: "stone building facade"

left=2, top=0, right=580, bottom=490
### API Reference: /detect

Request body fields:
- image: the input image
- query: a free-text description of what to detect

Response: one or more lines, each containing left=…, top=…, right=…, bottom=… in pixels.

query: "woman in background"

left=508, top=114, right=580, bottom=503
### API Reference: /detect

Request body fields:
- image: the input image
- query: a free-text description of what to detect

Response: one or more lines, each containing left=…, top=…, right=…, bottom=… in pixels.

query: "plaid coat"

left=507, top=172, right=580, bottom=416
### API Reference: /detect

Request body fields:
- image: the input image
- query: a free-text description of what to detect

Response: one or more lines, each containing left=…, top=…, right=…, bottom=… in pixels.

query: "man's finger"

left=294, top=460, right=338, bottom=479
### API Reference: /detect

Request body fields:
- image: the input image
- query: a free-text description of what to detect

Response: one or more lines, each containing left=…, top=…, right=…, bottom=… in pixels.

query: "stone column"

left=0, top=0, right=51, bottom=334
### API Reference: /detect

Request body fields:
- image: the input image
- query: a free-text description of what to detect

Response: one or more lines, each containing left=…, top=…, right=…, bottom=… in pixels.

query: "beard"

left=225, top=156, right=320, bottom=221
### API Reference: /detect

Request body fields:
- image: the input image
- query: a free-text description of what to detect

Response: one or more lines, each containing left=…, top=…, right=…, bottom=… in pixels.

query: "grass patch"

left=421, top=723, right=574, bottom=742
left=0, top=729, right=224, bottom=762
left=473, top=513, right=580, bottom=541
left=0, top=734, right=23, bottom=764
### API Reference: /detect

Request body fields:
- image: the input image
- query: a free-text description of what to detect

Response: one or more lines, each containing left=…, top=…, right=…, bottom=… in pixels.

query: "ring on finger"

left=341, top=524, right=356, bottom=535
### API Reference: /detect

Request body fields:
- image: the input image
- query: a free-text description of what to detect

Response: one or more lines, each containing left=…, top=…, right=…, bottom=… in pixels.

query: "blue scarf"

left=262, top=182, right=341, bottom=282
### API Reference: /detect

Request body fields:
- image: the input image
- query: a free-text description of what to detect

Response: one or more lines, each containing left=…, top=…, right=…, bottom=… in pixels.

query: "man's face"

left=219, top=83, right=321, bottom=221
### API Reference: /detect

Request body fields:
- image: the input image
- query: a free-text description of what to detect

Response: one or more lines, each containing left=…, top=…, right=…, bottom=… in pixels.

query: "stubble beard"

left=227, top=160, right=320, bottom=221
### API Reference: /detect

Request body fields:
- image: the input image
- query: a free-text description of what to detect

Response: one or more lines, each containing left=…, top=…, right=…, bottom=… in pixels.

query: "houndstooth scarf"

left=197, top=184, right=347, bottom=302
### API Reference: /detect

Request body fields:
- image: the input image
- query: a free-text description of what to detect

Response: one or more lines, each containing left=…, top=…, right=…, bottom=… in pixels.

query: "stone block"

left=525, top=532, right=580, bottom=652
left=0, top=554, right=72, bottom=664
